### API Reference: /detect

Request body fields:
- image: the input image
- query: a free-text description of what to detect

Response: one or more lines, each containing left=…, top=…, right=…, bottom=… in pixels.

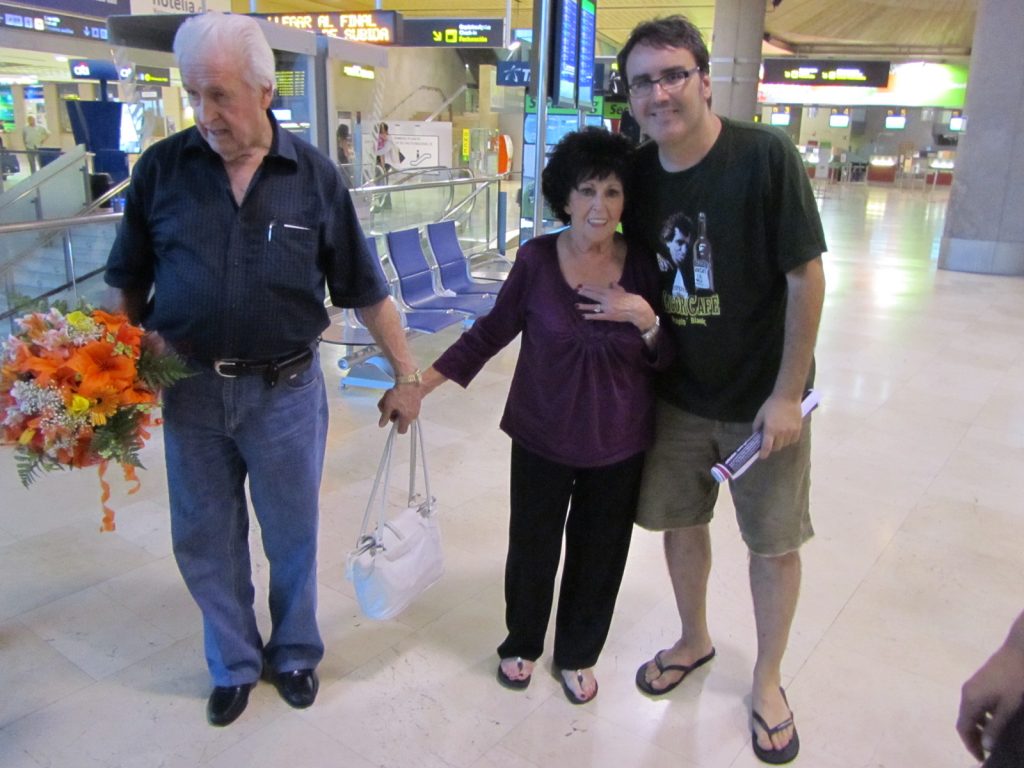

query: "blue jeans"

left=163, top=351, right=327, bottom=686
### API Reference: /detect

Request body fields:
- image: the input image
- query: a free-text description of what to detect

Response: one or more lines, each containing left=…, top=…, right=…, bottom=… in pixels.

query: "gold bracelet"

left=640, top=316, right=660, bottom=343
left=394, top=368, right=422, bottom=385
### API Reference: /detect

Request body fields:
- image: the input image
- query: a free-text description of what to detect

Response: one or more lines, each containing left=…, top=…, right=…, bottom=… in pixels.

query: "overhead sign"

left=260, top=11, right=399, bottom=45
left=497, top=61, right=530, bottom=87
left=762, top=59, right=891, bottom=88
left=16, top=0, right=129, bottom=17
left=0, top=4, right=110, bottom=40
left=69, top=59, right=130, bottom=81
left=402, top=18, right=503, bottom=47
left=135, top=65, right=170, bottom=85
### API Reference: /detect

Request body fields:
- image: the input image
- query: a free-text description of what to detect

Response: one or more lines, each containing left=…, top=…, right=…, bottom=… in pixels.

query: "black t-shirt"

left=624, top=117, right=826, bottom=422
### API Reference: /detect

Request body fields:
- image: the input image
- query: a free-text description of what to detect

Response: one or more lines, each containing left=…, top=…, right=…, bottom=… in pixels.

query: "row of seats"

left=323, top=221, right=507, bottom=376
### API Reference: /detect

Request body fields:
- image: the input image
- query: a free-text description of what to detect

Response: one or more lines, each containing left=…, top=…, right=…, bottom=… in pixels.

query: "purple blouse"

left=433, top=233, right=672, bottom=467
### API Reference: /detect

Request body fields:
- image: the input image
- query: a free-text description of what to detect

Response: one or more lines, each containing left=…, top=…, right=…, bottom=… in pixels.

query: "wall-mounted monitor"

left=576, top=0, right=596, bottom=109
left=769, top=112, right=791, bottom=126
left=549, top=0, right=580, bottom=108
left=949, top=115, right=965, bottom=132
left=884, top=115, right=906, bottom=130
left=828, top=113, right=850, bottom=128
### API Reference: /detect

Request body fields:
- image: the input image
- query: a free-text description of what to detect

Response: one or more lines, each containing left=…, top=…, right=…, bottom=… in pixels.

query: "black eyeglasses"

left=627, top=67, right=702, bottom=98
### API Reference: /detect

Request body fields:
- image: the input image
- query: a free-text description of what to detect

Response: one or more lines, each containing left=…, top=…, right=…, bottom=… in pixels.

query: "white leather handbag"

left=346, top=420, right=443, bottom=620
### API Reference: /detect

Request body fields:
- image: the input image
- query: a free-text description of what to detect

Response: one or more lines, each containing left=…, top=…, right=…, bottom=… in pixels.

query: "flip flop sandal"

left=496, top=657, right=531, bottom=690
left=751, top=687, right=800, bottom=765
left=634, top=647, right=716, bottom=696
left=560, top=669, right=598, bottom=705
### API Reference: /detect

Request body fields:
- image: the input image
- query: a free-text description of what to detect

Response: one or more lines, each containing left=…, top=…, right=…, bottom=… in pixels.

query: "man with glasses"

left=618, top=15, right=826, bottom=765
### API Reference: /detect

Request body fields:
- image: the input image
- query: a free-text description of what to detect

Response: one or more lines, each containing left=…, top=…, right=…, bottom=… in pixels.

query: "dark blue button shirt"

left=105, top=112, right=388, bottom=361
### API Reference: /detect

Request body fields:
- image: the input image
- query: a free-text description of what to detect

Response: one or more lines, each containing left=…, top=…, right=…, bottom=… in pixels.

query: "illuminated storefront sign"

left=260, top=12, right=399, bottom=45
left=402, top=18, right=503, bottom=47
left=759, top=62, right=968, bottom=108
left=762, top=59, right=891, bottom=88
left=342, top=64, right=375, bottom=80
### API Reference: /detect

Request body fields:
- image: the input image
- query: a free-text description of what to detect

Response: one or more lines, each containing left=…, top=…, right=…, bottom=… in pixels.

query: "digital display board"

left=762, top=59, right=891, bottom=88
left=260, top=11, right=399, bottom=45
left=576, top=0, right=596, bottom=109
left=402, top=18, right=503, bottom=47
left=550, top=0, right=579, bottom=108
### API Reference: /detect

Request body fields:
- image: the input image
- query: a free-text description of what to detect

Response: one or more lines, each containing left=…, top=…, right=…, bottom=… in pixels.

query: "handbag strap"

left=408, top=420, right=431, bottom=510
left=354, top=419, right=433, bottom=549
left=355, top=421, right=397, bottom=545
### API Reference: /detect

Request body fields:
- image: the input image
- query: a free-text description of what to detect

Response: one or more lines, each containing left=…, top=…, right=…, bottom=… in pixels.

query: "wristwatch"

left=394, top=368, right=422, bottom=385
left=640, top=316, right=660, bottom=343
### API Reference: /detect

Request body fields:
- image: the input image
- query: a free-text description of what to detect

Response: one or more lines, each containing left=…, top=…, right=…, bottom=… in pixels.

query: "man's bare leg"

left=638, top=524, right=716, bottom=692
left=750, top=550, right=801, bottom=752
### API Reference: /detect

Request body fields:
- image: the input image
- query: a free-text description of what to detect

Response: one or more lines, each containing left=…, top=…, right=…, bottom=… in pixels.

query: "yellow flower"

left=66, top=311, right=94, bottom=332
left=69, top=395, right=91, bottom=416
left=18, top=428, right=36, bottom=445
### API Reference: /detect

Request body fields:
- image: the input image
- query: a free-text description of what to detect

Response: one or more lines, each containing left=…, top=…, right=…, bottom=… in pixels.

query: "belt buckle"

left=213, top=360, right=238, bottom=378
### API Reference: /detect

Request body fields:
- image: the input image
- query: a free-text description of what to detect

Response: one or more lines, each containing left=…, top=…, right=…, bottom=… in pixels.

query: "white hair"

left=173, top=12, right=276, bottom=93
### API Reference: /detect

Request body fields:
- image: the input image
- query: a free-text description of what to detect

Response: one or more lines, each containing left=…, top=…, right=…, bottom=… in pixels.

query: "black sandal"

left=496, top=657, right=531, bottom=690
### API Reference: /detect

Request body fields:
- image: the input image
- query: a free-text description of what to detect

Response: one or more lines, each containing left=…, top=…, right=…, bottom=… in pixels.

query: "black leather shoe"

left=271, top=668, right=319, bottom=709
left=206, top=683, right=253, bottom=727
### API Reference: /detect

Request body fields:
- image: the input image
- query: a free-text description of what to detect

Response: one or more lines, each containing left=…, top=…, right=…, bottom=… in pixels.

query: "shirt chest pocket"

left=262, top=222, right=319, bottom=291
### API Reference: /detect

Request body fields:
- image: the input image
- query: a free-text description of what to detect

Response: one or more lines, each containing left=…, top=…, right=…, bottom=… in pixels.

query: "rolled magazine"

left=710, top=389, right=821, bottom=484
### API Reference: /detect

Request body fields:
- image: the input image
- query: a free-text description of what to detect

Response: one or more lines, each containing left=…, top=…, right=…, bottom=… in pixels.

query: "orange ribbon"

left=96, top=461, right=143, bottom=532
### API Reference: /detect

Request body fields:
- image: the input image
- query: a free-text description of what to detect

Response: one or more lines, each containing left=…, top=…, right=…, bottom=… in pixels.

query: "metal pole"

left=530, top=0, right=551, bottom=239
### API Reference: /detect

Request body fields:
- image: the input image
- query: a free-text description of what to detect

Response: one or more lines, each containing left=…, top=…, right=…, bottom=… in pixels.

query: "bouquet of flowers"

left=0, top=304, right=189, bottom=530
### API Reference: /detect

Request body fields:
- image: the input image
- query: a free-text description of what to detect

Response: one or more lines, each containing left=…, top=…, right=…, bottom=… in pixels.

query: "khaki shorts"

left=636, top=399, right=813, bottom=556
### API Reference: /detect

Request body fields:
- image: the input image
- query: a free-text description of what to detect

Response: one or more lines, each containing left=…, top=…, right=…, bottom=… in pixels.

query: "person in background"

left=373, top=122, right=401, bottom=211
left=22, top=115, right=50, bottom=173
left=958, top=609, right=1024, bottom=767
left=105, top=12, right=423, bottom=728
left=418, top=127, right=672, bottom=704
left=336, top=123, right=353, bottom=186
left=619, top=15, right=826, bottom=765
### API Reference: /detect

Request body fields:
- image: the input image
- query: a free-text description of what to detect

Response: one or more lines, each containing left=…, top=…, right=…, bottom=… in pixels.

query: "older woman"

left=419, top=127, right=671, bottom=703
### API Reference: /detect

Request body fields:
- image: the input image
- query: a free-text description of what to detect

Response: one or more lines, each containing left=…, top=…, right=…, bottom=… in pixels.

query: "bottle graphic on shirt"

left=693, top=212, right=714, bottom=293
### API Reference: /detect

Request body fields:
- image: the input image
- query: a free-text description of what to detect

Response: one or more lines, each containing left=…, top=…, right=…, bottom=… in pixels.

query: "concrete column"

left=709, top=0, right=765, bottom=121
left=939, top=0, right=1024, bottom=274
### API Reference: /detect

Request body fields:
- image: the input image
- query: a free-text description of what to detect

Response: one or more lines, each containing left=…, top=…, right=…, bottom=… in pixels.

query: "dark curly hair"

left=541, top=127, right=634, bottom=226
left=617, top=15, right=710, bottom=85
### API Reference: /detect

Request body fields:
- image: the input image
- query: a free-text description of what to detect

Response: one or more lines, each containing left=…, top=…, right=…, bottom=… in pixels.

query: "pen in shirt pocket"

left=268, top=220, right=312, bottom=242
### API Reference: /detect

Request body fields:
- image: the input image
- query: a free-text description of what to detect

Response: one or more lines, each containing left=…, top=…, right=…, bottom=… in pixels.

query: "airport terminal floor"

left=1, top=182, right=1022, bottom=767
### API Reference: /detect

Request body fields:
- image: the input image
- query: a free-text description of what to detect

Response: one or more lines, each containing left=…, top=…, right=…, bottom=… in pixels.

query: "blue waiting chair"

left=385, top=228, right=495, bottom=317
left=364, top=236, right=469, bottom=333
left=425, top=221, right=504, bottom=296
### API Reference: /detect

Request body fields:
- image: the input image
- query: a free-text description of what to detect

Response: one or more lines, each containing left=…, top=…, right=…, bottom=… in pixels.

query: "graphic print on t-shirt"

left=656, top=209, right=720, bottom=326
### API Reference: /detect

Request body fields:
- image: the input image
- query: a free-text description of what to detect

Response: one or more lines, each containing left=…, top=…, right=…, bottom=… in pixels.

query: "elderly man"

left=105, top=12, right=423, bottom=727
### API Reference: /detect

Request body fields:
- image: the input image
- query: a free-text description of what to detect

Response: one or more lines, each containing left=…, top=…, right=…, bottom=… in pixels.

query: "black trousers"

left=497, top=442, right=644, bottom=670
